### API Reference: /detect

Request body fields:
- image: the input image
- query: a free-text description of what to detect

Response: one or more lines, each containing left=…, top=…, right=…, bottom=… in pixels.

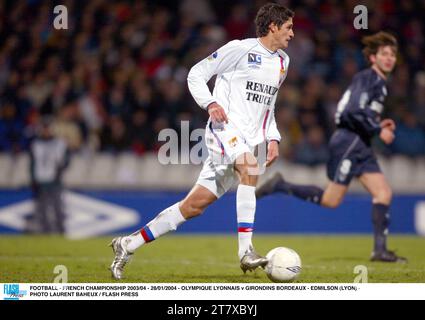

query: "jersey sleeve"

left=187, top=40, right=243, bottom=110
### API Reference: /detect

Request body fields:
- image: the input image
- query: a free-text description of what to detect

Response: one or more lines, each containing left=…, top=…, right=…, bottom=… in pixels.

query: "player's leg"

left=36, top=188, right=50, bottom=233
left=321, top=182, right=348, bottom=208
left=359, top=172, right=406, bottom=262
left=359, top=172, right=391, bottom=253
left=256, top=172, right=324, bottom=204
left=110, top=184, right=217, bottom=279
left=257, top=130, right=354, bottom=208
left=51, top=187, right=66, bottom=235
left=234, top=152, right=268, bottom=272
left=256, top=173, right=348, bottom=208
left=234, top=152, right=258, bottom=259
left=126, top=184, right=216, bottom=250
left=204, top=121, right=267, bottom=271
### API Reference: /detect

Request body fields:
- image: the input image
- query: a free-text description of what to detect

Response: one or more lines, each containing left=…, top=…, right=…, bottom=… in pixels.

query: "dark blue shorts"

left=327, top=129, right=381, bottom=185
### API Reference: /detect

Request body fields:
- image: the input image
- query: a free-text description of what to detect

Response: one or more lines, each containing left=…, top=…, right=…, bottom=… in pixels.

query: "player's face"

left=275, top=18, right=294, bottom=49
left=372, top=45, right=397, bottom=74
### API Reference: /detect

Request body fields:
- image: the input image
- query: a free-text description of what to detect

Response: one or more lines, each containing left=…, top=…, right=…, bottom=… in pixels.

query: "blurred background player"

left=109, top=3, right=294, bottom=280
left=28, top=117, right=70, bottom=235
left=257, top=31, right=407, bottom=263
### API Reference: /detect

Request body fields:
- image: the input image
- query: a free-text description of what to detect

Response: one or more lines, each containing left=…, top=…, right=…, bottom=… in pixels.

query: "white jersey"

left=187, top=38, right=290, bottom=146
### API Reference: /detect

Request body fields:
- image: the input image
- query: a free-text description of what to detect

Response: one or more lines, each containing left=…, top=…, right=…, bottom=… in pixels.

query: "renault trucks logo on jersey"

left=4, top=284, right=27, bottom=300
left=248, top=53, right=262, bottom=65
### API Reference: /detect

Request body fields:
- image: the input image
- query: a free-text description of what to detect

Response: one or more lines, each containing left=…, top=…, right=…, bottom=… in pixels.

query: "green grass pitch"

left=0, top=235, right=424, bottom=283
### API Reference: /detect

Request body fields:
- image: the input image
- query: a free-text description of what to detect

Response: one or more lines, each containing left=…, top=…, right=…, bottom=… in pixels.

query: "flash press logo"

left=3, top=284, right=27, bottom=300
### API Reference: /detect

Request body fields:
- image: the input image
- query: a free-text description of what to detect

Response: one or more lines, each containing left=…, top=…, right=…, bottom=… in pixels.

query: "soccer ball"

left=265, top=247, right=302, bottom=283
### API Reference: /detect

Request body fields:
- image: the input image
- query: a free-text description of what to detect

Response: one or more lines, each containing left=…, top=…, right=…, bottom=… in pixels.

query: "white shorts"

left=196, top=121, right=255, bottom=198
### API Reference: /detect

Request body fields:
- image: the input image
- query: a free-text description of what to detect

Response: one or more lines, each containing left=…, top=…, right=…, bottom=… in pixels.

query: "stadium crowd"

left=1, top=0, right=424, bottom=165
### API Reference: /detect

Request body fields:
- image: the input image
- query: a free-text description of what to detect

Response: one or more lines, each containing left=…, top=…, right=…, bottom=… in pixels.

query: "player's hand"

left=380, top=127, right=395, bottom=145
left=380, top=119, right=396, bottom=131
left=265, top=140, right=279, bottom=167
left=207, top=102, right=228, bottom=124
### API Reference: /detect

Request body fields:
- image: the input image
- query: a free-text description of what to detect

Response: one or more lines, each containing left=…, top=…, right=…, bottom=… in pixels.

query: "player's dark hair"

left=255, top=3, right=294, bottom=37
left=362, top=31, right=398, bottom=64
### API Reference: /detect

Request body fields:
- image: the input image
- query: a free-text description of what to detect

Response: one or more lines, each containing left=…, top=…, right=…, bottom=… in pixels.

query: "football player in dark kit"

left=257, top=31, right=407, bottom=263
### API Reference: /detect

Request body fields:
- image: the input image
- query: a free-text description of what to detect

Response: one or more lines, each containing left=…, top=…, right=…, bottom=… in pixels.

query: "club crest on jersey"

left=228, top=136, right=238, bottom=148
left=248, top=53, right=262, bottom=66
left=207, top=51, right=218, bottom=61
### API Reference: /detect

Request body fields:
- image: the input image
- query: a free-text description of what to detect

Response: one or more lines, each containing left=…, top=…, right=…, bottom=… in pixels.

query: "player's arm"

left=379, top=118, right=396, bottom=145
left=348, top=83, right=394, bottom=144
left=350, top=107, right=395, bottom=144
left=187, top=40, right=242, bottom=123
left=350, top=106, right=381, bottom=135
left=361, top=111, right=396, bottom=145
left=380, top=118, right=396, bottom=131
left=264, top=53, right=290, bottom=166
left=265, top=109, right=281, bottom=167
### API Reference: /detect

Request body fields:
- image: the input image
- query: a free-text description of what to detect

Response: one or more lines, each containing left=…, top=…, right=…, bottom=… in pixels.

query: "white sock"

left=126, top=202, right=186, bottom=253
left=237, top=184, right=256, bottom=260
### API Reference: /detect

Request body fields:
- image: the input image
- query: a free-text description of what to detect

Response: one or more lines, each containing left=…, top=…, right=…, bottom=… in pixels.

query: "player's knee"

left=373, top=187, right=392, bottom=205
left=236, top=164, right=259, bottom=185
left=322, top=197, right=342, bottom=209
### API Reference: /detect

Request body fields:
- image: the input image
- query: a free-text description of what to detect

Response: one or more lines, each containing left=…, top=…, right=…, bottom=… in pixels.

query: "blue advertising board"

left=0, top=190, right=423, bottom=236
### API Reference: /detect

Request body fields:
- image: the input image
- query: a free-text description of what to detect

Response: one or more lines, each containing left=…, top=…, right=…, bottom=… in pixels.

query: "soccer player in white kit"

left=109, top=3, right=295, bottom=280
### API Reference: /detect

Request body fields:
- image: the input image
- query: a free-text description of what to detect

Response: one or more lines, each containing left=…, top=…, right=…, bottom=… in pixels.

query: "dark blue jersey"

left=335, top=68, right=387, bottom=144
